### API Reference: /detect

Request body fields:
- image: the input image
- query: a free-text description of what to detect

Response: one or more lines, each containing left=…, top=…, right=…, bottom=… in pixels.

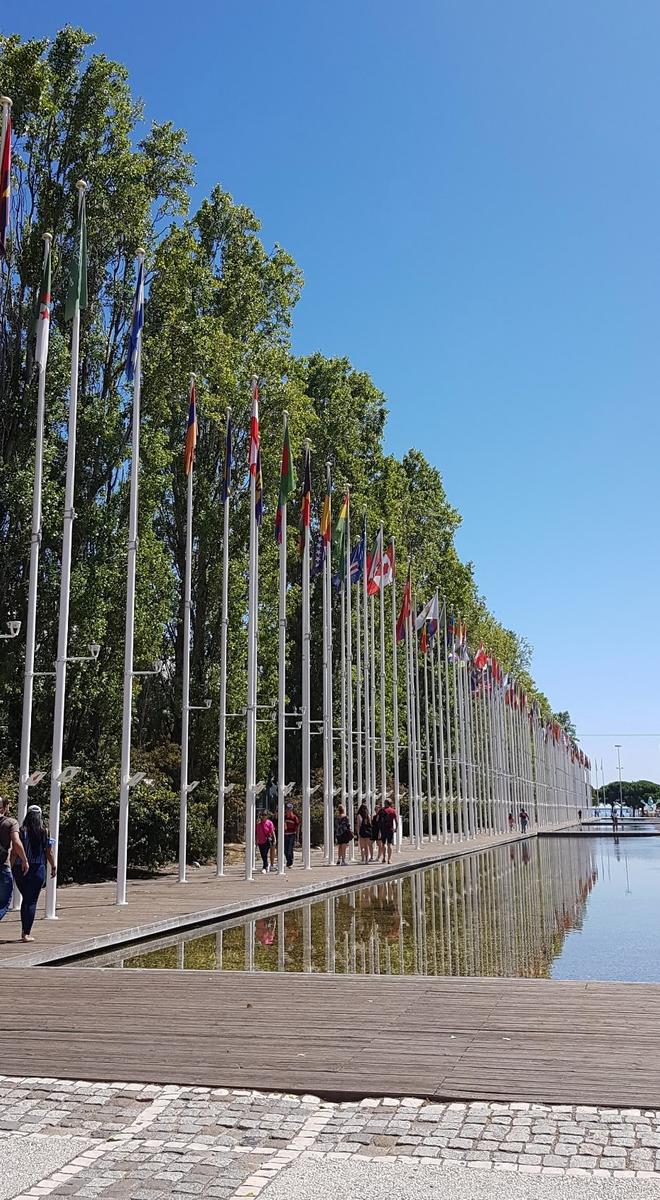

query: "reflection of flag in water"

left=221, top=415, right=233, bottom=503
left=255, top=447, right=264, bottom=527
left=0, top=108, right=11, bottom=259
left=183, top=379, right=197, bottom=476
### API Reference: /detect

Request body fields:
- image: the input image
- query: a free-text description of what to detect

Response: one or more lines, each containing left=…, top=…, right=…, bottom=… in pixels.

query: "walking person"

left=519, top=807, right=529, bottom=834
left=611, top=805, right=619, bottom=833
left=379, top=797, right=398, bottom=864
left=0, top=795, right=29, bottom=927
left=283, top=801, right=299, bottom=868
left=356, top=803, right=373, bottom=863
left=334, top=805, right=353, bottom=865
left=255, top=810, right=276, bottom=875
left=372, top=802, right=383, bottom=862
left=12, top=805, right=55, bottom=942
left=508, top=811, right=515, bottom=833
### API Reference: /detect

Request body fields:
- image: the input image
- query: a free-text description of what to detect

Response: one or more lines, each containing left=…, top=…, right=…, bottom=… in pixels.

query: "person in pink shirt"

left=255, top=810, right=276, bottom=874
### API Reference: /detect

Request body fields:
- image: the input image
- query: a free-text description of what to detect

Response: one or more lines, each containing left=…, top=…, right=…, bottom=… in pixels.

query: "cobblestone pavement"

left=3, top=1076, right=660, bottom=1200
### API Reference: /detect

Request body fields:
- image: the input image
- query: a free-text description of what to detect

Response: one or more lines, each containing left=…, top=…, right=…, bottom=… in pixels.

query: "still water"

left=86, top=838, right=660, bottom=982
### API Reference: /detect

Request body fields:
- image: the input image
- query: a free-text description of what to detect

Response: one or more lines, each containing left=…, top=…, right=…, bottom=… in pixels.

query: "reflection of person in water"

left=255, top=917, right=276, bottom=947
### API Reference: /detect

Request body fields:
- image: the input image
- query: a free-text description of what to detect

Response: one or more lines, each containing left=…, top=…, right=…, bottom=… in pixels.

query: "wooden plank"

left=3, top=967, right=660, bottom=1106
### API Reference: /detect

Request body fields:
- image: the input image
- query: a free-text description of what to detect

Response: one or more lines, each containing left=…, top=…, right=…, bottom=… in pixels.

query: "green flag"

left=65, top=187, right=88, bottom=321
left=332, top=492, right=349, bottom=576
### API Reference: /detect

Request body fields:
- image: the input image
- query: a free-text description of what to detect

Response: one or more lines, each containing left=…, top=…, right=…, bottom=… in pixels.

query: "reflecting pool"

left=79, top=837, right=660, bottom=982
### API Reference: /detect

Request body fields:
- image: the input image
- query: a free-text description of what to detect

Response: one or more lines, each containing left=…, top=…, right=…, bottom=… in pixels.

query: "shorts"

left=381, top=831, right=394, bottom=846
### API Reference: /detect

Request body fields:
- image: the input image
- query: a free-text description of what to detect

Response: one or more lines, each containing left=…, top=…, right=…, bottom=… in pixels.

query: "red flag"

left=473, top=642, right=487, bottom=671
left=396, top=568, right=411, bottom=642
left=0, top=110, right=11, bottom=259
left=183, top=379, right=197, bottom=476
left=420, top=625, right=428, bottom=654
left=367, top=529, right=383, bottom=595
left=248, top=376, right=259, bottom=476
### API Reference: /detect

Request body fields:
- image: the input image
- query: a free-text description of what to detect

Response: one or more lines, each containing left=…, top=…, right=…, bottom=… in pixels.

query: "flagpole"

left=116, top=249, right=145, bottom=905
left=391, top=538, right=401, bottom=848
left=378, top=524, right=387, bottom=806
left=442, top=605, right=455, bottom=844
left=301, top=440, right=312, bottom=869
left=17, top=232, right=52, bottom=831
left=0, top=97, right=11, bottom=261
left=345, top=493, right=355, bottom=846
left=245, top=375, right=260, bottom=880
left=46, top=181, right=87, bottom=920
left=216, top=407, right=231, bottom=877
left=362, top=518, right=372, bottom=812
left=276, top=412, right=289, bottom=876
left=339, top=557, right=347, bottom=818
left=412, top=596, right=425, bottom=842
left=355, top=549, right=363, bottom=814
left=178, top=375, right=196, bottom=885
left=429, top=624, right=441, bottom=842
left=435, top=596, right=448, bottom=844
left=404, top=591, right=415, bottom=846
left=369, top=593, right=377, bottom=809
left=322, top=462, right=334, bottom=864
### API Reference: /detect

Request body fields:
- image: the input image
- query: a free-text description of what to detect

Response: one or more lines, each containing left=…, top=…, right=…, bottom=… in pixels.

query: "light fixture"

left=58, top=766, right=81, bottom=785
left=186, top=780, right=200, bottom=794
left=127, top=771, right=146, bottom=787
left=27, top=770, right=45, bottom=787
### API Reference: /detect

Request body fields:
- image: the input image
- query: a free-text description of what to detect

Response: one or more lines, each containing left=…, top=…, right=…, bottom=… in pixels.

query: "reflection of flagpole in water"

left=216, top=930, right=223, bottom=972
left=429, top=865, right=438, bottom=975
left=278, top=912, right=285, bottom=972
left=303, top=905, right=312, bottom=973
left=245, top=921, right=255, bottom=972
left=177, top=941, right=185, bottom=971
left=397, top=878, right=405, bottom=975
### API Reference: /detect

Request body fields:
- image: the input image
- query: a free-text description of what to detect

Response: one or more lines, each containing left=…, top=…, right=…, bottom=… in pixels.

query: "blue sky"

left=6, top=1, right=660, bottom=784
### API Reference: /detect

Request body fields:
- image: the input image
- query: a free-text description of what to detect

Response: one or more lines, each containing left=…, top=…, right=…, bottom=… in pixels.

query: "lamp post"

left=615, top=744, right=623, bottom=822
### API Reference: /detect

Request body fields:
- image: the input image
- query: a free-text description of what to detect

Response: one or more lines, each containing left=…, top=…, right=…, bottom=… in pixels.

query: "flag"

left=473, top=642, right=488, bottom=671
left=0, top=108, right=11, bottom=259
left=183, top=379, right=197, bottom=476
left=367, top=527, right=383, bottom=595
left=311, top=533, right=325, bottom=578
left=320, top=490, right=331, bottom=547
left=415, top=594, right=438, bottom=632
left=248, top=376, right=260, bottom=476
left=275, top=419, right=296, bottom=544
left=420, top=625, right=428, bottom=655
left=221, top=414, right=233, bottom=503
left=350, top=534, right=365, bottom=584
left=255, top=447, right=264, bottom=526
left=382, top=540, right=395, bottom=586
left=298, top=444, right=311, bottom=554
left=65, top=187, right=88, bottom=321
left=124, top=260, right=144, bottom=381
left=332, top=492, right=349, bottom=574
left=34, top=239, right=52, bottom=371
left=396, top=567, right=412, bottom=642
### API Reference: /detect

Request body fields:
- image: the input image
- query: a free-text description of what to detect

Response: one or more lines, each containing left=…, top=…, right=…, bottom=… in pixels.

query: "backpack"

left=380, top=806, right=395, bottom=835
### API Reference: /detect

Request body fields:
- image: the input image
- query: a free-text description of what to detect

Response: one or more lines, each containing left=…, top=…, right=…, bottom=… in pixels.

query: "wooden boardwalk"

left=0, top=829, right=532, bottom=967
left=5, top=967, right=660, bottom=1107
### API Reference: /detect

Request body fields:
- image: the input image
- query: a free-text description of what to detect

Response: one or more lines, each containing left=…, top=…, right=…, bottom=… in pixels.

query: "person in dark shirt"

left=283, top=802, right=300, bottom=868
left=0, top=795, right=28, bottom=927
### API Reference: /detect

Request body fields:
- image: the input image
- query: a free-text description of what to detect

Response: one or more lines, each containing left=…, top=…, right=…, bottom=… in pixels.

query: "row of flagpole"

left=2, top=160, right=592, bottom=909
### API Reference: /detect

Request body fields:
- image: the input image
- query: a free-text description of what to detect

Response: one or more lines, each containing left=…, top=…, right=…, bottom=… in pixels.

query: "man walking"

left=0, top=795, right=29, bottom=924
left=379, top=798, right=398, bottom=864
left=283, top=801, right=300, bottom=868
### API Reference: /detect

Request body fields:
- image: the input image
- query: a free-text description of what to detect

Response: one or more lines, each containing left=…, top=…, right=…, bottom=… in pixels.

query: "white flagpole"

left=429, top=627, right=441, bottom=841
left=216, top=407, right=231, bottom=877
left=355, top=548, right=363, bottom=812
left=369, top=593, right=377, bottom=807
left=339, top=556, right=347, bottom=817
left=379, top=524, right=387, bottom=806
left=345, top=494, right=355, bottom=842
left=276, top=412, right=289, bottom=876
left=179, top=374, right=196, bottom=885
left=301, top=440, right=312, bottom=869
left=441, top=605, right=455, bottom=844
left=404, top=594, right=415, bottom=846
left=46, top=181, right=86, bottom=920
left=322, top=463, right=334, bottom=863
left=362, top=519, right=372, bottom=812
left=412, top=598, right=424, bottom=842
left=391, top=539, right=401, bottom=846
left=117, top=249, right=145, bottom=906
left=435, top=596, right=448, bottom=844
left=422, top=634, right=433, bottom=837
left=18, top=232, right=52, bottom=829
left=244, top=375, right=259, bottom=880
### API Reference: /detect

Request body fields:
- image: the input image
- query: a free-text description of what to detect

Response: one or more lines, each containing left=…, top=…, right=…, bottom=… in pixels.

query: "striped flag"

left=248, top=376, right=260, bottom=476
left=124, top=260, right=144, bottom=381
left=221, top=414, right=233, bottom=503
left=0, top=107, right=10, bottom=259
left=65, top=186, right=88, bottom=321
left=350, top=532, right=365, bottom=584
left=34, top=238, right=52, bottom=371
left=332, top=492, right=349, bottom=574
left=183, top=379, right=197, bottom=476
left=275, top=417, right=296, bottom=543
left=382, top=540, right=395, bottom=586
left=298, top=444, right=311, bottom=554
